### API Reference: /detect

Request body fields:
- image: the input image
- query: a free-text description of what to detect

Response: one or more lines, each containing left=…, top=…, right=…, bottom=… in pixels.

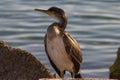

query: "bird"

left=35, top=7, right=82, bottom=78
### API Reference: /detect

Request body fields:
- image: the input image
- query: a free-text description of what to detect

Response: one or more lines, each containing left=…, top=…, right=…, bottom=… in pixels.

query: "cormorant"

left=35, top=7, right=82, bottom=78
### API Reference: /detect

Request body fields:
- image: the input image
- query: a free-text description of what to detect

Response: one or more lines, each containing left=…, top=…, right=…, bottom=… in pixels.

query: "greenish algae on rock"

left=109, top=48, right=120, bottom=79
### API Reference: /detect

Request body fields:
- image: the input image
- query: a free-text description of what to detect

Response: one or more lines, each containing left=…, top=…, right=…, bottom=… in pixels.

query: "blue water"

left=0, top=0, right=120, bottom=78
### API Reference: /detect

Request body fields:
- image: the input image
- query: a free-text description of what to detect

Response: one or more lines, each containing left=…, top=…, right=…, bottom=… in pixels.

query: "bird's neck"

left=59, top=18, right=67, bottom=31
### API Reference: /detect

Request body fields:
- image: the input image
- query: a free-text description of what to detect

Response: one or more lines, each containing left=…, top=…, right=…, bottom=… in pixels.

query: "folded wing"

left=63, top=32, right=82, bottom=64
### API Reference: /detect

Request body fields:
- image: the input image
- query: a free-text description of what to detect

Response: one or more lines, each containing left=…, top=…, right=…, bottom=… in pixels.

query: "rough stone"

left=0, top=40, right=55, bottom=80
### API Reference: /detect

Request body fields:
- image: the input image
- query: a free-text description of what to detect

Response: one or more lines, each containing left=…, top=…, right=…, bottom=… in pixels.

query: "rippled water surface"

left=0, top=0, right=120, bottom=78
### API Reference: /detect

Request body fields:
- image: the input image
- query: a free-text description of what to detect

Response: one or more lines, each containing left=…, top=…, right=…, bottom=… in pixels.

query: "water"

left=0, top=0, right=120, bottom=78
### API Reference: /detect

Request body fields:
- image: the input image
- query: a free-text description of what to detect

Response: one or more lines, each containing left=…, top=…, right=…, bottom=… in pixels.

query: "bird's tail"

left=74, top=72, right=82, bottom=78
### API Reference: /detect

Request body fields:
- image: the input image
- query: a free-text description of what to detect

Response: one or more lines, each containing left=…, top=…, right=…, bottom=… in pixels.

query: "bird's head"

left=35, top=7, right=67, bottom=22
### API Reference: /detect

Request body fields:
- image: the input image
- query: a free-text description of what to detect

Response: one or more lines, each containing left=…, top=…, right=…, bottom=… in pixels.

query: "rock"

left=109, top=47, right=120, bottom=79
left=0, top=40, right=55, bottom=80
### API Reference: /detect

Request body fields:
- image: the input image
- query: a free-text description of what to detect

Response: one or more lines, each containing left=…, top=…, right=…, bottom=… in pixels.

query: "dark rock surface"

left=0, top=40, right=55, bottom=80
left=109, top=48, right=120, bottom=79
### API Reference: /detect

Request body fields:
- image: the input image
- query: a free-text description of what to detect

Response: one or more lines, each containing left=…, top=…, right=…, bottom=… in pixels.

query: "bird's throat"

left=59, top=18, right=67, bottom=30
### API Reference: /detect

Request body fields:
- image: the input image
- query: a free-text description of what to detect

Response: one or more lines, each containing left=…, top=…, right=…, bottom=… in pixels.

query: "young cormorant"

left=35, top=7, right=82, bottom=78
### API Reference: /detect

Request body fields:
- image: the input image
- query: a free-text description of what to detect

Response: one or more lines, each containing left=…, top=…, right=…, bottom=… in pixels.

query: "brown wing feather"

left=44, top=34, right=61, bottom=76
left=63, top=32, right=82, bottom=64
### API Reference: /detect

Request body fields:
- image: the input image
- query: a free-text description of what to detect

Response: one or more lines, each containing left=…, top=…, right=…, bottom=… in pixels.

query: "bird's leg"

left=71, top=72, right=75, bottom=78
left=60, top=71, right=65, bottom=78
left=71, top=71, right=82, bottom=78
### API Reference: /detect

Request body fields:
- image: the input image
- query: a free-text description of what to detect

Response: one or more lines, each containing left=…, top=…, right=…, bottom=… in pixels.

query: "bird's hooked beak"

left=34, top=8, right=59, bottom=21
left=35, top=8, right=56, bottom=18
left=34, top=8, right=50, bottom=15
